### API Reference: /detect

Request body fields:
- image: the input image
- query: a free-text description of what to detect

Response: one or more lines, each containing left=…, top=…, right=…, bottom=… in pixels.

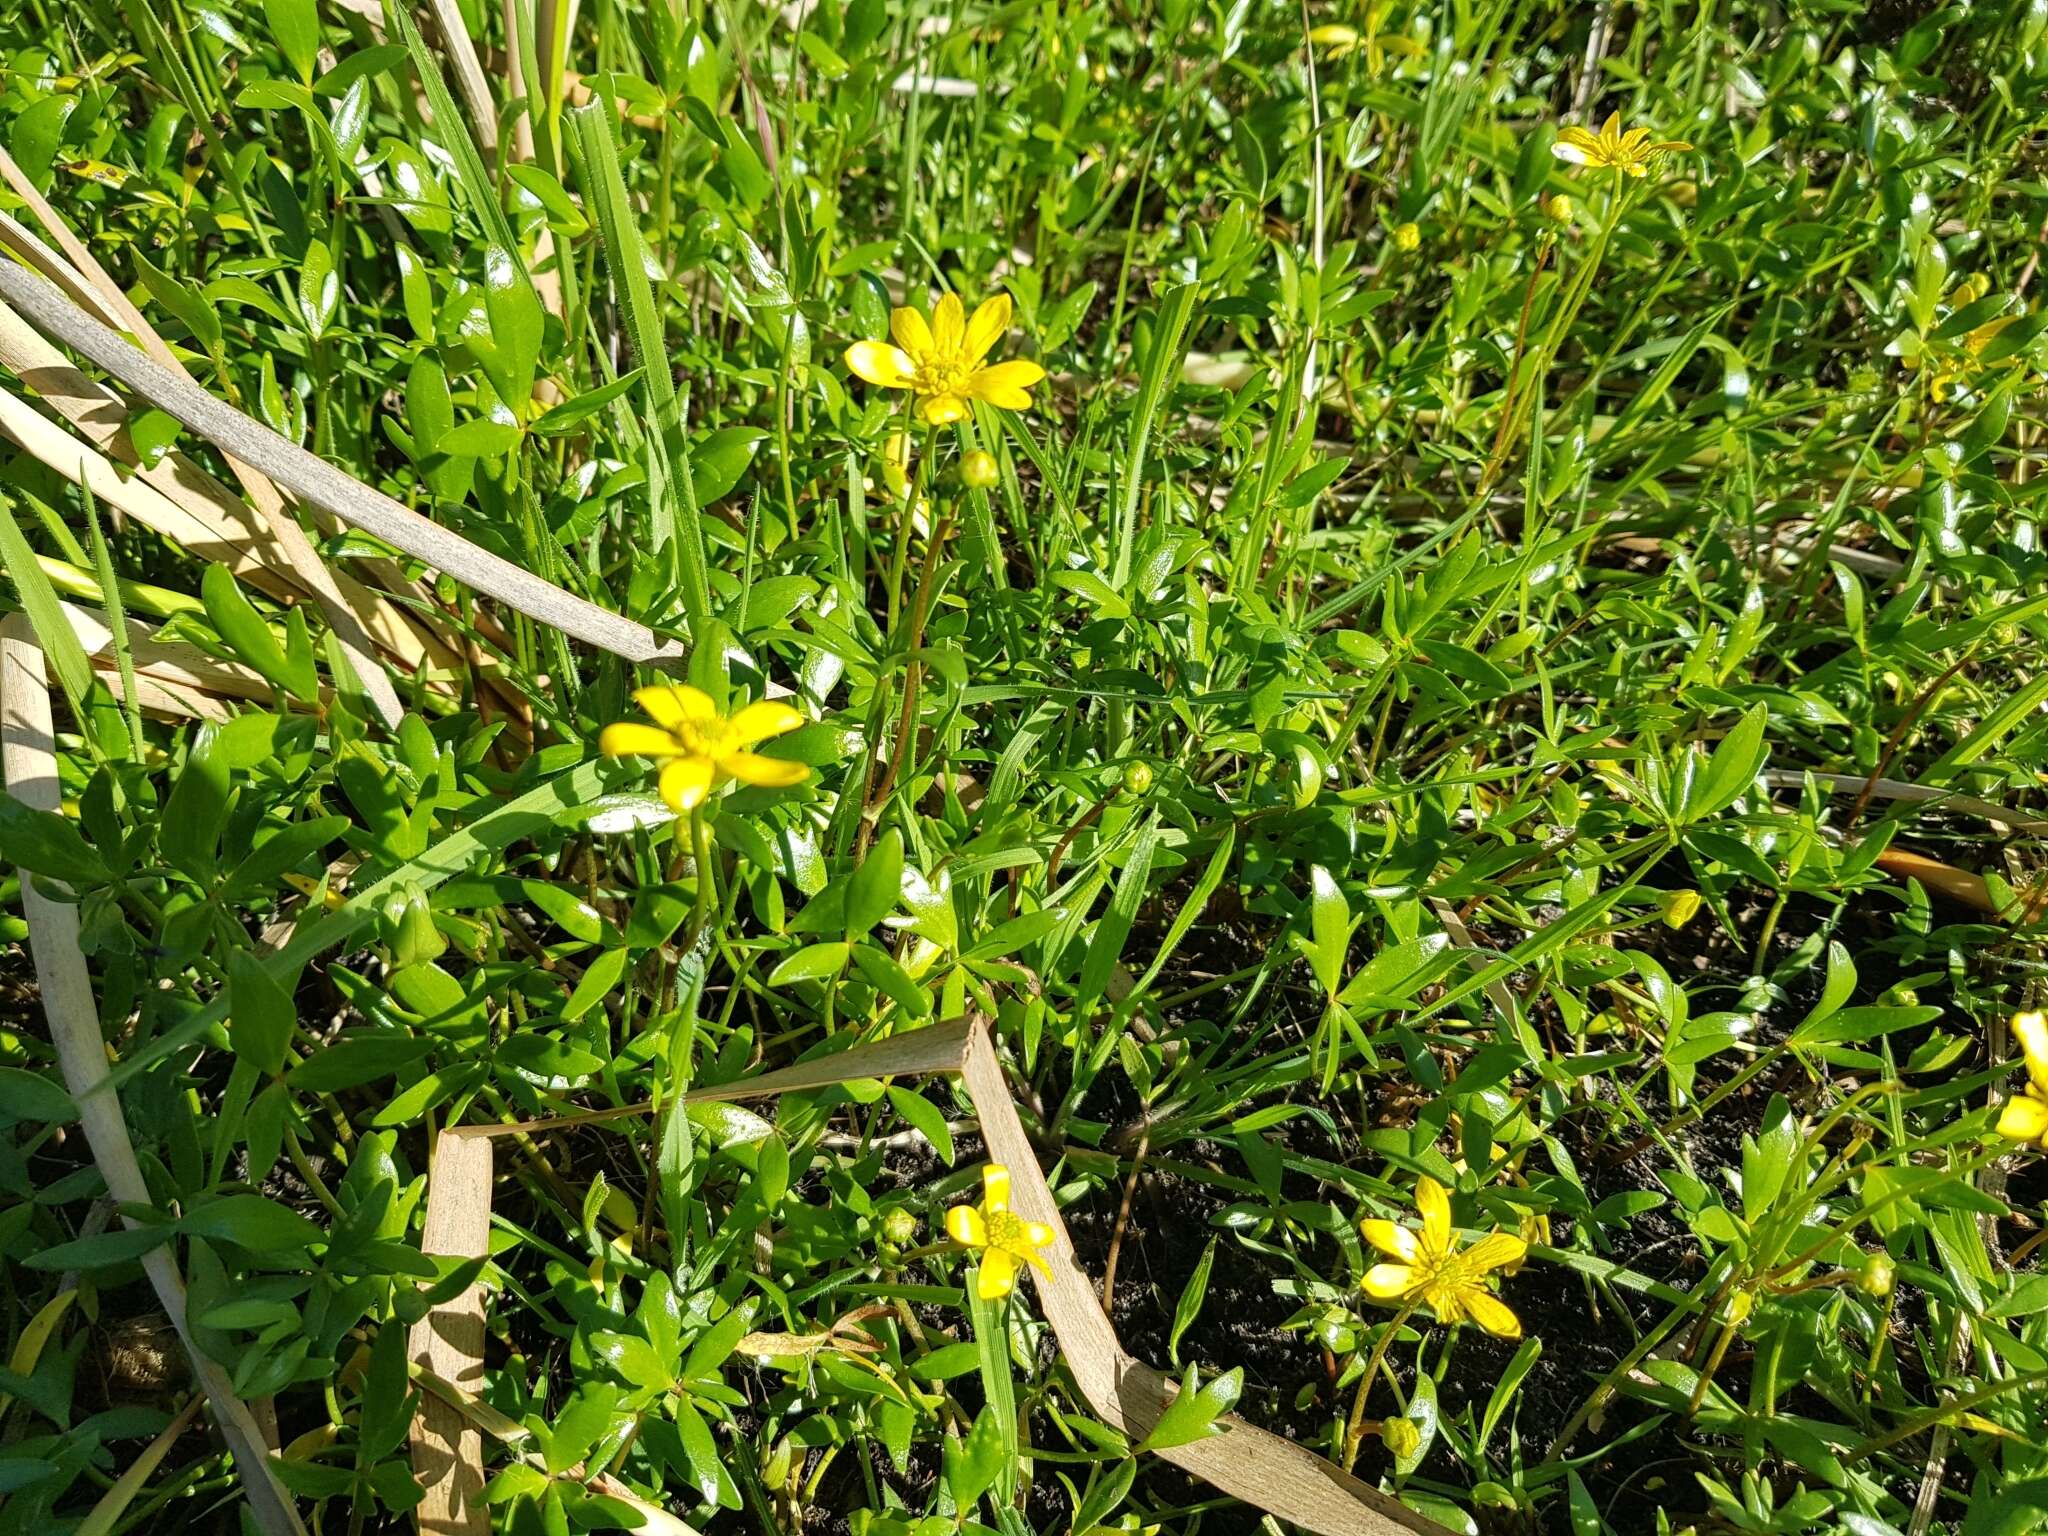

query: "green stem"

left=1340, top=1303, right=1413, bottom=1471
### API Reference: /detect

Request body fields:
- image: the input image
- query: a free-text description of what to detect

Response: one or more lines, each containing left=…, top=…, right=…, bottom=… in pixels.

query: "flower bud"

left=1380, top=1416, right=1422, bottom=1459
left=881, top=1206, right=919, bottom=1245
left=961, top=449, right=999, bottom=490
left=1658, top=889, right=1702, bottom=929
left=1391, top=222, right=1421, bottom=252
left=377, top=882, right=446, bottom=970
left=1544, top=193, right=1573, bottom=223
left=1858, top=1250, right=1895, bottom=1298
left=1123, top=760, right=1154, bottom=795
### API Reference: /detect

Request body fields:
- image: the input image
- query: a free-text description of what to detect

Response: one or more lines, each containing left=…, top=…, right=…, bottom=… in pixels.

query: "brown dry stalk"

left=0, top=617, right=308, bottom=1536
left=421, top=1017, right=1448, bottom=1536
left=0, top=147, right=405, bottom=725
left=0, top=261, right=685, bottom=667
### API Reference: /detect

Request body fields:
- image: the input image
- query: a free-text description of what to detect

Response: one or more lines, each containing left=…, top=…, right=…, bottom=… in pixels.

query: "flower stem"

left=682, top=804, right=713, bottom=951
left=1340, top=1303, right=1413, bottom=1472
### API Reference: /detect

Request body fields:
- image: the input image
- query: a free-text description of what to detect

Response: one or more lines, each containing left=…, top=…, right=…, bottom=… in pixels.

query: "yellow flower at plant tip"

left=1360, top=1175, right=1524, bottom=1337
left=1995, top=1011, right=2048, bottom=1145
left=599, top=685, right=809, bottom=813
left=844, top=291, right=1046, bottom=426
left=1551, top=112, right=1693, bottom=177
left=946, top=1163, right=1055, bottom=1300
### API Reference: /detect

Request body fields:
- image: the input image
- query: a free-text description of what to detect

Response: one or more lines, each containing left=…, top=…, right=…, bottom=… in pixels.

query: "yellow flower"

left=945, top=1164, right=1054, bottom=1300
left=598, top=685, right=809, bottom=813
left=844, top=292, right=1046, bottom=426
left=1360, top=1175, right=1524, bottom=1337
left=1996, top=1011, right=2048, bottom=1145
left=1551, top=113, right=1693, bottom=178
left=1391, top=221, right=1421, bottom=252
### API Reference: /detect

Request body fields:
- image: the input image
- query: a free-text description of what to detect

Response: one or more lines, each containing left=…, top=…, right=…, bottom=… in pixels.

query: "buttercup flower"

left=945, top=1163, right=1054, bottom=1300
left=599, top=686, right=809, bottom=813
left=845, top=292, right=1046, bottom=426
left=1551, top=113, right=1693, bottom=178
left=1360, top=1175, right=1524, bottom=1337
left=1995, top=1011, right=2048, bottom=1145
left=1391, top=221, right=1421, bottom=252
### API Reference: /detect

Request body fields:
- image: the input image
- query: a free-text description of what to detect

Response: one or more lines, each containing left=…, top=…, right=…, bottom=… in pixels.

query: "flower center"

left=912, top=358, right=974, bottom=397
left=672, top=720, right=733, bottom=757
left=984, top=1209, right=1027, bottom=1249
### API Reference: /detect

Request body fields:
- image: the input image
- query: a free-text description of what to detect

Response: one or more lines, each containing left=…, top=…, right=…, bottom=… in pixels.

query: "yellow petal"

left=963, top=359, right=1044, bottom=411
left=962, top=293, right=1011, bottom=365
left=932, top=292, right=965, bottom=357
left=1415, top=1176, right=1451, bottom=1254
left=599, top=722, right=680, bottom=759
left=635, top=685, right=715, bottom=730
left=2015, top=1012, right=2048, bottom=1094
left=920, top=392, right=969, bottom=425
left=1362, top=1263, right=1417, bottom=1299
left=1997, top=1092, right=2048, bottom=1144
left=1551, top=140, right=1593, bottom=166
left=1360, top=1219, right=1420, bottom=1263
left=947, top=1204, right=987, bottom=1247
left=726, top=699, right=805, bottom=746
left=976, top=1248, right=1019, bottom=1300
left=846, top=340, right=916, bottom=388
left=1460, top=1289, right=1522, bottom=1339
left=658, top=755, right=716, bottom=812
left=1599, top=111, right=1622, bottom=139
left=890, top=305, right=933, bottom=359
left=982, top=1164, right=1011, bottom=1215
left=1025, top=1221, right=1054, bottom=1250
left=719, top=750, right=810, bottom=789
left=1462, top=1232, right=1528, bottom=1275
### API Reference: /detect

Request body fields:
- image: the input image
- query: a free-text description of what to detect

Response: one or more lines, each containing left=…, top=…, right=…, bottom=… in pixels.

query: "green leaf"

left=0, top=1068, right=76, bottom=1124
left=229, top=948, right=297, bottom=1075
left=0, top=492, right=96, bottom=711
left=943, top=1405, right=1008, bottom=1513
left=531, top=369, right=644, bottom=435
left=202, top=563, right=315, bottom=700
left=768, top=940, right=851, bottom=986
left=25, top=1220, right=176, bottom=1270
left=263, top=0, right=320, bottom=81
left=1168, top=1236, right=1216, bottom=1367
left=180, top=1194, right=323, bottom=1251
left=0, top=796, right=109, bottom=887
left=1303, top=865, right=1351, bottom=996
left=886, top=1085, right=954, bottom=1164
left=846, top=828, right=904, bottom=937
left=1137, top=1364, right=1241, bottom=1452
left=1684, top=704, right=1768, bottom=823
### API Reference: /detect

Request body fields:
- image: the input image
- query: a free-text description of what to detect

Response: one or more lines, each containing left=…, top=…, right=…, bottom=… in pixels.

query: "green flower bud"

left=1380, top=1416, right=1422, bottom=1459
left=1544, top=193, right=1574, bottom=223
left=881, top=1206, right=919, bottom=1245
left=1123, top=760, right=1154, bottom=795
left=961, top=449, right=999, bottom=490
left=377, top=883, right=446, bottom=970
left=1658, top=889, right=1702, bottom=929
left=1858, top=1250, right=1895, bottom=1299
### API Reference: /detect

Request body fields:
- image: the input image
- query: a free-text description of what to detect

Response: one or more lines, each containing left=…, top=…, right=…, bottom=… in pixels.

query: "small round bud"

left=961, top=450, right=999, bottom=490
left=881, top=1206, right=919, bottom=1245
left=1858, top=1250, right=1895, bottom=1299
left=1658, top=889, right=1702, bottom=929
left=1123, top=761, right=1154, bottom=795
left=1380, top=1417, right=1422, bottom=1460
left=1544, top=193, right=1574, bottom=224
left=1391, top=222, right=1421, bottom=252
